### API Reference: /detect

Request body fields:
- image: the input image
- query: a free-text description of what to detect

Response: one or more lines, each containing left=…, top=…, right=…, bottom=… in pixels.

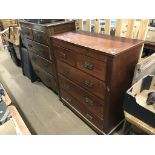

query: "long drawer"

left=59, top=74, right=104, bottom=119
left=26, top=40, right=51, bottom=60
left=32, top=63, right=57, bottom=92
left=57, top=60, right=105, bottom=100
left=61, top=90, right=104, bottom=131
left=29, top=51, right=56, bottom=76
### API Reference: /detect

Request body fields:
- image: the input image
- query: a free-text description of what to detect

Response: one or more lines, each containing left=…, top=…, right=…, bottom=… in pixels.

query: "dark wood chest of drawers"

left=19, top=19, right=75, bottom=93
left=51, top=31, right=143, bottom=134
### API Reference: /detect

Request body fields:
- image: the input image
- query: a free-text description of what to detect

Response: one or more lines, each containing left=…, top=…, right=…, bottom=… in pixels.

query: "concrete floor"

left=0, top=49, right=97, bottom=135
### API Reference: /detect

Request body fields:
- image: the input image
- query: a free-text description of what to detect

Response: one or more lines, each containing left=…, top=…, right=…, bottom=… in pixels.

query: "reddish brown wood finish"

left=59, top=74, right=104, bottom=119
left=57, top=60, right=105, bottom=100
left=51, top=31, right=144, bottom=134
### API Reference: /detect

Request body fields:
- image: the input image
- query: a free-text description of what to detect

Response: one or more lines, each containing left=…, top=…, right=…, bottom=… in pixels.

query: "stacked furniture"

left=51, top=31, right=143, bottom=134
left=19, top=19, right=75, bottom=93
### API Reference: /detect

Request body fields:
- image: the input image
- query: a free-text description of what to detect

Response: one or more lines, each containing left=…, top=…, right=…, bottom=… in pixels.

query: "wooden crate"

left=0, top=19, right=18, bottom=29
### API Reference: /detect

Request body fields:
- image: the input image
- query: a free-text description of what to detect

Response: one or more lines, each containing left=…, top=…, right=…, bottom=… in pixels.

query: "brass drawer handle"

left=66, top=97, right=72, bottom=102
left=63, top=68, right=70, bottom=75
left=59, top=51, right=66, bottom=59
left=86, top=113, right=93, bottom=120
left=84, top=61, right=94, bottom=70
left=85, top=97, right=94, bottom=106
left=84, top=80, right=94, bottom=88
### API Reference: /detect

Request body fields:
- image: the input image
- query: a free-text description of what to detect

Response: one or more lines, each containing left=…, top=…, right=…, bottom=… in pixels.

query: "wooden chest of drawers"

left=20, top=20, right=75, bottom=93
left=51, top=31, right=144, bottom=134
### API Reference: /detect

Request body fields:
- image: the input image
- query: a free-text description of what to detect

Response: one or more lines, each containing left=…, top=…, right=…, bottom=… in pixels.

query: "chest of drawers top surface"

left=52, top=31, right=143, bottom=56
left=19, top=20, right=75, bottom=31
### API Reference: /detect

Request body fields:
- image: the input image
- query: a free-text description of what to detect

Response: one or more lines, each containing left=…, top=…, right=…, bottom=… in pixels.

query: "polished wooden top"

left=52, top=31, right=143, bottom=56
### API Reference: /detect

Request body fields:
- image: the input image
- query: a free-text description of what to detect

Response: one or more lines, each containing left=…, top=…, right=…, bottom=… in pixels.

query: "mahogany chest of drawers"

left=51, top=31, right=144, bottom=134
left=19, top=19, right=75, bottom=93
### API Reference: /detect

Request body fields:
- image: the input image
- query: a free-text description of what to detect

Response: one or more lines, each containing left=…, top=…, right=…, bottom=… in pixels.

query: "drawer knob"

left=85, top=97, right=94, bottom=106
left=66, top=97, right=72, bottom=102
left=84, top=80, right=94, bottom=88
left=59, top=51, right=66, bottom=59
left=86, top=113, right=93, bottom=120
left=84, top=61, right=94, bottom=70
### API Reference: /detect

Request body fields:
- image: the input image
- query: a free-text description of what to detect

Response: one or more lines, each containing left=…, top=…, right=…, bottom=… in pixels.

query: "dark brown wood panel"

left=59, top=74, right=104, bottom=119
left=77, top=54, right=106, bottom=81
left=33, top=30, right=48, bottom=45
left=21, top=27, right=33, bottom=40
left=32, top=63, right=57, bottom=92
left=29, top=52, right=56, bottom=76
left=27, top=40, right=51, bottom=60
left=57, top=60, right=105, bottom=100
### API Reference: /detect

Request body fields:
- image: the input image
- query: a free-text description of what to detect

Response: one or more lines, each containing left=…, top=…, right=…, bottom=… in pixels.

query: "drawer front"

left=57, top=60, right=105, bottom=100
left=27, top=40, right=51, bottom=60
left=61, top=90, right=103, bottom=130
left=29, top=52, right=56, bottom=76
left=22, top=27, right=33, bottom=40
left=53, top=46, right=76, bottom=66
left=53, top=22, right=76, bottom=34
left=33, top=30, right=48, bottom=45
left=32, top=63, right=57, bottom=92
left=59, top=74, right=104, bottom=119
left=77, top=54, right=106, bottom=81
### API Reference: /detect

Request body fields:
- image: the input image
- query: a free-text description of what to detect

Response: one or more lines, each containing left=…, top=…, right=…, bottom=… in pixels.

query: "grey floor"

left=0, top=49, right=97, bottom=135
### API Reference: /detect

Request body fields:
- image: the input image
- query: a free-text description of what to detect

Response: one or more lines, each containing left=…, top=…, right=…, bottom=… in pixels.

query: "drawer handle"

left=63, top=83, right=70, bottom=89
left=84, top=61, right=94, bottom=70
left=59, top=51, right=66, bottom=59
left=66, top=97, right=72, bottom=102
left=84, top=80, right=94, bottom=88
left=86, top=114, right=93, bottom=120
left=63, top=68, right=70, bottom=75
left=28, top=44, right=32, bottom=48
left=85, top=97, right=94, bottom=106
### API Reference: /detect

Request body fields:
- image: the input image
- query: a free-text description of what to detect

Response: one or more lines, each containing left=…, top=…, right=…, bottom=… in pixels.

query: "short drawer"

left=29, top=52, right=56, bottom=76
left=77, top=54, right=106, bottom=81
left=32, top=63, right=57, bottom=92
left=27, top=40, right=51, bottom=60
left=59, top=74, right=104, bottom=119
left=53, top=46, right=76, bottom=66
left=61, top=90, right=103, bottom=131
left=33, top=30, right=48, bottom=45
left=57, top=60, right=105, bottom=100
left=21, top=27, right=33, bottom=40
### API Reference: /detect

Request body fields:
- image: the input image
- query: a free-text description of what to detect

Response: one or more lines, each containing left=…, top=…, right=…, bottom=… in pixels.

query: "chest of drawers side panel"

left=103, top=44, right=143, bottom=133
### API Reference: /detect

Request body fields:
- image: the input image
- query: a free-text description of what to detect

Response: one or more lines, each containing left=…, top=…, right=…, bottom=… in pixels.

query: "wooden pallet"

left=76, top=19, right=149, bottom=59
